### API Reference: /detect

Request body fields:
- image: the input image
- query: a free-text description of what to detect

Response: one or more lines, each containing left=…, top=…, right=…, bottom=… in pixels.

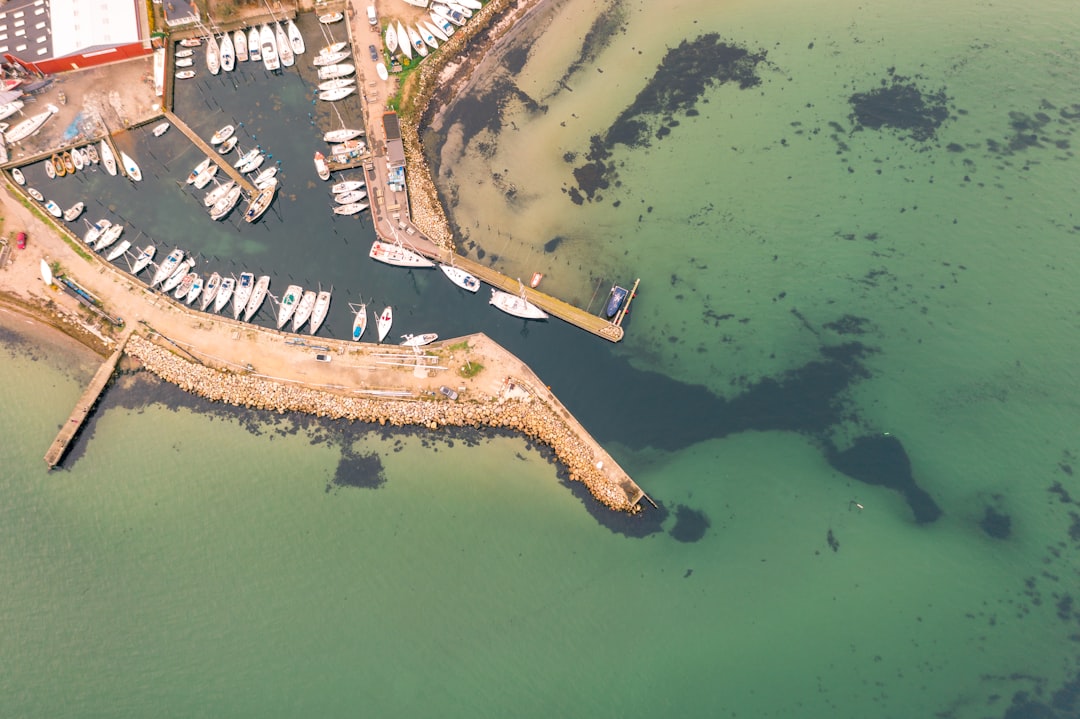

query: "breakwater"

left=125, top=334, right=641, bottom=512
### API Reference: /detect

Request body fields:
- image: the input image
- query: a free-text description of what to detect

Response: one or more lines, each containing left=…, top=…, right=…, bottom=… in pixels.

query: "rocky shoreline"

left=125, top=334, right=638, bottom=513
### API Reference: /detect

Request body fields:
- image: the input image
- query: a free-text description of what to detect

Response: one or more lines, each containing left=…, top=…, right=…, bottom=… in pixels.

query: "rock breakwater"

left=126, top=334, right=638, bottom=513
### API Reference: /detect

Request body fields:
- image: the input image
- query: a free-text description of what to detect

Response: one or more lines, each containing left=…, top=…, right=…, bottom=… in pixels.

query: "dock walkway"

left=162, top=110, right=256, bottom=195
left=43, top=331, right=131, bottom=468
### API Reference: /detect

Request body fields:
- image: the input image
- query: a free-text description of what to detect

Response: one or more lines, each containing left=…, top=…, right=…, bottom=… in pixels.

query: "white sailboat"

left=439, top=263, right=481, bottom=292
left=369, top=240, right=434, bottom=268
left=220, top=32, right=235, bottom=72
left=106, top=240, right=131, bottom=263
left=131, top=244, right=156, bottom=276
left=215, top=276, right=236, bottom=313
left=275, top=23, right=294, bottom=67
left=401, top=333, right=438, bottom=347
left=291, top=290, right=317, bottom=332
left=397, top=21, right=412, bottom=60
left=203, top=179, right=235, bottom=207
left=376, top=306, right=393, bottom=342
left=385, top=23, right=398, bottom=54
left=277, top=284, right=303, bottom=329
left=489, top=285, right=549, bottom=320
left=330, top=179, right=365, bottom=194
left=100, top=139, right=117, bottom=176
left=120, top=150, right=142, bottom=181
left=232, top=272, right=255, bottom=320
left=244, top=275, right=270, bottom=321
left=309, top=290, right=332, bottom=335
left=161, top=258, right=196, bottom=294
left=351, top=302, right=367, bottom=341
left=152, top=248, right=184, bottom=288
left=287, top=19, right=305, bottom=55
left=205, top=33, right=220, bottom=75
left=201, top=272, right=222, bottom=311
left=407, top=25, right=428, bottom=58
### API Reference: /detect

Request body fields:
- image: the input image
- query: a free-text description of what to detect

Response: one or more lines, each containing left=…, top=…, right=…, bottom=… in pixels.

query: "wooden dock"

left=43, top=332, right=130, bottom=468
left=162, top=110, right=256, bottom=195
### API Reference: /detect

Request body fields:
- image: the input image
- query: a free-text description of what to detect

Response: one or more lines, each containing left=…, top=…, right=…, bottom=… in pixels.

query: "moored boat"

left=193, top=163, right=219, bottom=189
left=376, top=306, right=393, bottom=342
left=179, top=38, right=202, bottom=48
left=173, top=271, right=197, bottom=300
left=27, top=187, right=44, bottom=202
left=218, top=136, right=238, bottom=155
left=72, top=148, right=85, bottom=171
left=243, top=179, right=278, bottom=223
left=63, top=201, right=85, bottom=222
left=100, top=139, right=117, bottom=176
left=209, top=185, right=243, bottom=220
left=248, top=27, right=261, bottom=62
left=106, top=240, right=131, bottom=263
left=275, top=23, right=294, bottom=67
left=318, top=87, right=355, bottom=102
left=206, top=33, right=220, bottom=75
left=120, top=150, right=142, bottom=181
left=418, top=23, right=439, bottom=50
left=319, top=11, right=344, bottom=24
left=62, top=151, right=75, bottom=174
left=234, top=29, right=248, bottom=62
left=317, top=63, right=355, bottom=80
left=200, top=272, right=222, bottom=311
left=330, top=179, right=365, bottom=194
left=447, top=1, right=474, bottom=18
left=313, top=50, right=349, bottom=66
left=152, top=121, right=170, bottom=136
left=214, top=276, right=236, bottom=313
left=186, top=274, right=205, bottom=305
left=85, top=144, right=99, bottom=164
left=489, top=287, right=549, bottom=319
left=314, top=151, right=330, bottom=180
left=176, top=70, right=196, bottom=80
left=368, top=240, right=434, bottom=267
left=11, top=167, right=25, bottom=185
left=131, top=244, right=156, bottom=276
left=152, top=248, right=184, bottom=287
left=45, top=158, right=57, bottom=179
left=351, top=303, right=367, bottom=341
left=400, top=333, right=438, bottom=347
left=423, top=19, right=448, bottom=44
left=605, top=285, right=629, bottom=318
left=210, top=124, right=235, bottom=144
left=309, top=290, right=332, bottom=335
left=236, top=151, right=264, bottom=174
left=277, top=284, right=303, bottom=329
left=332, top=202, right=368, bottom=216
left=95, top=223, right=124, bottom=252
left=287, top=19, right=305, bottom=55
left=232, top=272, right=254, bottom=319
left=334, top=189, right=367, bottom=204
left=175, top=57, right=194, bottom=68
left=439, top=263, right=481, bottom=292
left=253, top=166, right=278, bottom=189
left=321, top=41, right=349, bottom=55
left=260, top=24, right=280, bottom=72
left=161, top=258, right=195, bottom=294
left=220, top=32, right=235, bottom=72
left=176, top=48, right=194, bottom=58
left=83, top=218, right=109, bottom=247
left=318, top=78, right=356, bottom=92
left=187, top=157, right=212, bottom=184
left=44, top=200, right=62, bottom=218
left=291, top=290, right=317, bottom=332
left=432, top=3, right=466, bottom=26
left=430, top=11, right=455, bottom=36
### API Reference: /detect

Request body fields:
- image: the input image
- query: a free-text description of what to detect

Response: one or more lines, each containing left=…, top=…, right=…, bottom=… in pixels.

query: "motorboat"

left=100, top=139, right=117, bottom=176
left=432, top=3, right=466, bottom=26
left=376, top=306, right=393, bottom=342
left=605, top=285, right=629, bottom=318
left=232, top=272, right=254, bottom=319
left=313, top=51, right=349, bottom=66
left=385, top=23, right=398, bottom=54
left=62, top=201, right=85, bottom=222
left=193, top=163, right=219, bottom=189
left=397, top=21, right=412, bottom=60
left=234, top=29, right=248, bottom=62
left=418, top=23, right=439, bottom=50
left=260, top=24, right=280, bottom=72
left=0, top=100, right=25, bottom=121
left=318, top=78, right=356, bottom=92
left=329, top=139, right=365, bottom=160
left=173, top=272, right=197, bottom=300
left=179, top=38, right=202, bottom=48
left=330, top=179, right=365, bottom=194
left=243, top=179, right=278, bottom=223
left=186, top=274, right=205, bottom=305
left=218, top=136, right=238, bottom=155
left=253, top=166, right=278, bottom=189
left=291, top=290, right=317, bottom=332
left=319, top=12, right=344, bottom=24
left=351, top=303, right=367, bottom=341
left=309, top=290, right=332, bottom=334
left=72, top=148, right=85, bottom=171
left=407, top=25, right=429, bottom=58
left=187, top=157, right=212, bottom=184
left=175, top=49, right=195, bottom=58
left=176, top=70, right=196, bottom=80
left=44, top=200, right=62, bottom=218
left=369, top=240, right=434, bottom=267
left=430, top=12, right=455, bottom=36
left=220, top=32, right=235, bottom=72
left=152, top=248, right=185, bottom=288
left=120, top=150, right=142, bottom=181
left=447, top=2, right=474, bottom=18
left=277, top=284, right=303, bottom=329
left=11, top=167, right=25, bottom=185
left=236, top=152, right=264, bottom=174
left=209, top=185, right=243, bottom=220
left=83, top=219, right=109, bottom=247
left=27, top=187, right=44, bottom=202
left=106, top=240, right=131, bottom=263
left=439, top=263, right=480, bottom=292
left=275, top=23, right=294, bottom=67
left=200, top=272, right=222, bottom=311
left=287, top=19, right=305, bottom=55
left=152, top=122, right=170, bottom=136
left=317, top=63, right=355, bottom=80
left=84, top=144, right=99, bottom=164
left=321, top=41, right=349, bottom=55
left=5, top=104, right=58, bottom=143
left=131, top=245, right=156, bottom=276
left=161, top=258, right=196, bottom=294
left=401, top=333, right=438, bottom=347
left=210, top=124, right=235, bottom=144
left=214, top=276, right=236, bottom=313
left=206, top=33, right=220, bottom=75
left=332, top=202, right=368, bottom=216
left=175, top=58, right=195, bottom=68
left=45, top=159, right=57, bottom=179
left=423, top=19, right=449, bottom=44
left=334, top=189, right=366, bottom=204
left=318, top=87, right=355, bottom=102
left=489, top=287, right=549, bottom=319
left=95, top=223, right=124, bottom=252
left=248, top=27, right=261, bottom=62
left=313, top=152, right=330, bottom=180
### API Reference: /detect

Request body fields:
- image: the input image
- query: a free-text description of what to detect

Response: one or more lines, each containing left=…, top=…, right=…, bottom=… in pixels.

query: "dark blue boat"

left=605, top=285, right=628, bottom=318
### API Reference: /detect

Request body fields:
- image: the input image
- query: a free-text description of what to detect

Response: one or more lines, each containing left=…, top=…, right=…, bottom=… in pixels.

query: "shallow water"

left=3, top=1, right=1080, bottom=716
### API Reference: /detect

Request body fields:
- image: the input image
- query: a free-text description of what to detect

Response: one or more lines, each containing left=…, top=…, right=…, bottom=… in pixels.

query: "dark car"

left=438, top=386, right=458, bottom=400
left=16, top=231, right=27, bottom=249
left=315, top=353, right=332, bottom=363
left=368, top=44, right=379, bottom=61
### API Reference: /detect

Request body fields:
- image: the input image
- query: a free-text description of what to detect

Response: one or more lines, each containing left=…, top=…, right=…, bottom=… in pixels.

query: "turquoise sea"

left=3, top=0, right=1080, bottom=716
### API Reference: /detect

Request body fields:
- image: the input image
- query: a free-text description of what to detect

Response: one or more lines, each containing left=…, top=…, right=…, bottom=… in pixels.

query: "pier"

left=162, top=110, right=256, bottom=195
left=43, top=331, right=130, bottom=468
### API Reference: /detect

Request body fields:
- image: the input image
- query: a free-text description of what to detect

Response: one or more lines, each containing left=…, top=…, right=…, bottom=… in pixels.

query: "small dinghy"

left=63, top=201, right=85, bottom=222
left=11, top=167, right=25, bottom=185
left=319, top=12, right=344, bottom=24
left=152, top=122, right=170, bottom=136
left=44, top=200, right=62, bottom=218
left=351, top=303, right=367, bottom=341
left=217, top=136, right=238, bottom=155
left=210, top=124, right=235, bottom=145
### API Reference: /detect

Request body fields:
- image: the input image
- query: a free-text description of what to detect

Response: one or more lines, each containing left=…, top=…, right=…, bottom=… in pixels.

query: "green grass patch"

left=459, top=360, right=484, bottom=379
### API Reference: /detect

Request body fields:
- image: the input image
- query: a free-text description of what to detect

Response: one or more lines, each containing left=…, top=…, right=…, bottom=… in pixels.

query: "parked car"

left=368, top=44, right=379, bottom=61
left=438, top=386, right=458, bottom=400
left=315, top=353, right=332, bottom=363
left=15, top=231, right=26, bottom=249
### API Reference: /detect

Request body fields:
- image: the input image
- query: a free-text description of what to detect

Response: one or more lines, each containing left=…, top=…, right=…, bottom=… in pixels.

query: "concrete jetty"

left=43, top=331, right=131, bottom=468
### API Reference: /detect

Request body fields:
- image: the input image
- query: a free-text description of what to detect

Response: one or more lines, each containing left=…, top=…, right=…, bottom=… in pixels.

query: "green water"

left=3, top=0, right=1080, bottom=716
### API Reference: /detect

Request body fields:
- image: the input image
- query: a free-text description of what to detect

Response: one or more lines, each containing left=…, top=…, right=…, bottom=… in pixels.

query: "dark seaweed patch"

left=543, top=236, right=565, bottom=253
left=552, top=0, right=628, bottom=93
left=848, top=70, right=951, bottom=142
left=980, top=506, right=1013, bottom=539
left=669, top=504, right=710, bottom=542
left=826, top=434, right=942, bottom=524
left=328, top=448, right=386, bottom=491
left=823, top=314, right=872, bottom=335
